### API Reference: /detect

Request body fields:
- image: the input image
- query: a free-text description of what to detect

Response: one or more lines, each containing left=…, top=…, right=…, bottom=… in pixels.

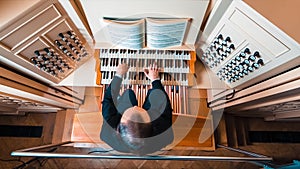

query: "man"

left=100, top=62, right=174, bottom=155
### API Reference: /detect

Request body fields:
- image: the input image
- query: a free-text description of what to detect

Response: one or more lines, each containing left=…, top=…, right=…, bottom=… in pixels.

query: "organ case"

left=199, top=0, right=300, bottom=90
left=0, top=0, right=93, bottom=84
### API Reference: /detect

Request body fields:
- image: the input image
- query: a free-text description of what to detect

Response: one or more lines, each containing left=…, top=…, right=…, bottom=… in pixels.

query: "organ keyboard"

left=99, top=49, right=196, bottom=114
left=99, top=49, right=195, bottom=86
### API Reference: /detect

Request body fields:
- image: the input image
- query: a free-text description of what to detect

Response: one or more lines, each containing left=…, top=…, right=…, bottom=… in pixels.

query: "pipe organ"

left=99, top=49, right=196, bottom=114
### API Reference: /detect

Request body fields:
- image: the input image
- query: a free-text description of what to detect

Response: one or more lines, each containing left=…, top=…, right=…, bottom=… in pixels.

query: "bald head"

left=119, top=106, right=152, bottom=152
left=121, top=106, right=151, bottom=124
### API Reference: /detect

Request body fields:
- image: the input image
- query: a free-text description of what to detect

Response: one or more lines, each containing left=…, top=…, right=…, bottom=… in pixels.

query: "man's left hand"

left=116, top=63, right=129, bottom=76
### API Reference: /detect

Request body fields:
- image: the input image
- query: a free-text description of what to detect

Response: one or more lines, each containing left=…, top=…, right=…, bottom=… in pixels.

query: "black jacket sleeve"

left=151, top=80, right=173, bottom=136
left=100, top=76, right=131, bottom=153
left=141, top=80, right=174, bottom=154
left=101, top=76, right=122, bottom=129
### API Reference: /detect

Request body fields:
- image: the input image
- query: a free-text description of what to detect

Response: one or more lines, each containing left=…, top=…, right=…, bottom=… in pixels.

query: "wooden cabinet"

left=0, top=93, right=60, bottom=115
left=199, top=0, right=300, bottom=120
left=207, top=66, right=300, bottom=121
left=0, top=0, right=93, bottom=84
left=0, top=66, right=85, bottom=112
left=199, top=0, right=300, bottom=89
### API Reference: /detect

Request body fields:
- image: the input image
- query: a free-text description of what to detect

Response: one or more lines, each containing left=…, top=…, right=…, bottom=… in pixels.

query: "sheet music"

left=103, top=17, right=190, bottom=49
left=105, top=19, right=145, bottom=49
left=146, top=18, right=188, bottom=48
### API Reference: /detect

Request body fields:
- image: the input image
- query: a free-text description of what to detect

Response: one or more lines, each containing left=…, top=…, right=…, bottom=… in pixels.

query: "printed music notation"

left=104, top=17, right=191, bottom=49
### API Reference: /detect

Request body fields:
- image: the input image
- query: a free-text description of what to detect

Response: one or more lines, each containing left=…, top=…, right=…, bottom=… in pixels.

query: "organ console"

left=99, top=49, right=196, bottom=115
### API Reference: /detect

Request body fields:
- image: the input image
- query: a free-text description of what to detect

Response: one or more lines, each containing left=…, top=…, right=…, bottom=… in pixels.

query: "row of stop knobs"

left=55, top=31, right=89, bottom=62
left=217, top=47, right=264, bottom=83
left=202, top=34, right=235, bottom=68
left=30, top=48, right=71, bottom=76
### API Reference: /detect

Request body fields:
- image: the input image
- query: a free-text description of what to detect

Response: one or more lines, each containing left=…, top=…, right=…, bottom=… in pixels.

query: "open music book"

left=104, top=17, right=191, bottom=49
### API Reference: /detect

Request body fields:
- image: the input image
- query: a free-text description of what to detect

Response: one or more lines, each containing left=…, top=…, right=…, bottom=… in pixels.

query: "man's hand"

left=116, top=63, right=129, bottom=76
left=144, top=62, right=160, bottom=81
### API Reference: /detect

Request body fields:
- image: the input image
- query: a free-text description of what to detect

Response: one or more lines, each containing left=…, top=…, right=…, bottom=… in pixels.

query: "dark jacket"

left=100, top=76, right=174, bottom=154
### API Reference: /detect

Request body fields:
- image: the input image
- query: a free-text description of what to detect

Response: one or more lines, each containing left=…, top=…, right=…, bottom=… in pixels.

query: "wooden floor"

left=1, top=112, right=300, bottom=169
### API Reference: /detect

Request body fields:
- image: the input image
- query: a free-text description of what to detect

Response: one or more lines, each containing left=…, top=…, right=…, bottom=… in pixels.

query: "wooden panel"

left=0, top=5, right=61, bottom=50
left=0, top=78, right=79, bottom=109
left=0, top=93, right=61, bottom=115
left=189, top=98, right=210, bottom=117
left=172, top=115, right=215, bottom=150
left=218, top=79, right=300, bottom=110
left=175, top=128, right=214, bottom=147
left=71, top=112, right=103, bottom=143
left=17, top=37, right=49, bottom=60
left=52, top=109, right=76, bottom=143
left=0, top=67, right=83, bottom=106
left=229, top=9, right=289, bottom=57
left=94, top=49, right=102, bottom=85
left=188, top=88, right=207, bottom=99
left=210, top=67, right=300, bottom=110
left=189, top=99, right=203, bottom=116
left=57, top=86, right=86, bottom=101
